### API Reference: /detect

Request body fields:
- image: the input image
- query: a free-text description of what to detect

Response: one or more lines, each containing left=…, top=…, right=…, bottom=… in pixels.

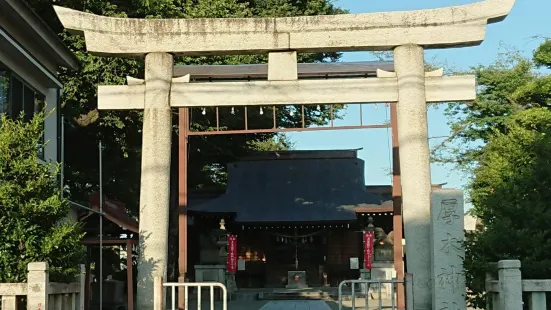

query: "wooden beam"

left=173, top=61, right=394, bottom=79
left=178, top=108, right=189, bottom=310
left=355, top=206, right=394, bottom=213
left=126, top=239, right=134, bottom=310
left=391, top=103, right=406, bottom=310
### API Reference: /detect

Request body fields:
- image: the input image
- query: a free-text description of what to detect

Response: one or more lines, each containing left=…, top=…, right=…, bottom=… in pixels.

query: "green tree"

left=464, top=108, right=551, bottom=308
left=438, top=40, right=551, bottom=308
left=433, top=40, right=551, bottom=171
left=0, top=112, right=84, bottom=282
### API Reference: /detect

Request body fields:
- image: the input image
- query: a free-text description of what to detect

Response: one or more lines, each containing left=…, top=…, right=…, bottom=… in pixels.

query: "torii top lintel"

left=54, top=0, right=515, bottom=57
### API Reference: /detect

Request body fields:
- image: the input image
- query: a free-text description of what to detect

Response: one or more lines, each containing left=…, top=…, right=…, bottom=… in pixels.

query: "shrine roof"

left=188, top=153, right=392, bottom=223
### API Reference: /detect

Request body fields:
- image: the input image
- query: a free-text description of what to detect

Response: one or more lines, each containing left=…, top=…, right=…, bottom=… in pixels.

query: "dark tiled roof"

left=189, top=157, right=392, bottom=223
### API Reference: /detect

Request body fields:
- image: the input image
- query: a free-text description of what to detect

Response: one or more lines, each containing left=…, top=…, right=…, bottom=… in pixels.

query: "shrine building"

left=187, top=149, right=398, bottom=288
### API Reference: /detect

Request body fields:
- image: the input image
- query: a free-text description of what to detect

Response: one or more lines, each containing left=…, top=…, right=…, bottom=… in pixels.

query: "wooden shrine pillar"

left=390, top=103, right=405, bottom=309
left=126, top=239, right=134, bottom=310
left=178, top=108, right=190, bottom=309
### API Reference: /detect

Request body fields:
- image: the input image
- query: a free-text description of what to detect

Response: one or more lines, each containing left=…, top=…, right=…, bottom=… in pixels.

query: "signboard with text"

left=227, top=235, right=238, bottom=273
left=363, top=231, right=374, bottom=270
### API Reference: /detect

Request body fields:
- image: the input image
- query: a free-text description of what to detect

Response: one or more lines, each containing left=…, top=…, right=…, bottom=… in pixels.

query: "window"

left=0, top=62, right=46, bottom=160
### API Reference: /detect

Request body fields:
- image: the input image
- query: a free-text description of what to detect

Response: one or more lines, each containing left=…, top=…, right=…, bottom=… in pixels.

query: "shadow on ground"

left=326, top=298, right=395, bottom=310
left=174, top=300, right=268, bottom=310
left=175, top=298, right=395, bottom=310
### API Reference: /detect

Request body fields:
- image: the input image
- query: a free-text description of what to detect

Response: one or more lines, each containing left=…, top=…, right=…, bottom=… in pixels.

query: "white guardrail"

left=154, top=277, right=227, bottom=310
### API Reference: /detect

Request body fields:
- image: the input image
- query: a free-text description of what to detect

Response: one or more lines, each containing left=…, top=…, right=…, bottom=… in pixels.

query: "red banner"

left=363, top=231, right=374, bottom=270
left=227, top=235, right=238, bottom=273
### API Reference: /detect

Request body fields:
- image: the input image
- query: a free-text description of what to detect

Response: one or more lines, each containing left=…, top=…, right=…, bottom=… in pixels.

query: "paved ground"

left=326, top=298, right=394, bottom=310
left=175, top=298, right=395, bottom=310
left=259, top=301, right=331, bottom=310
left=171, top=300, right=267, bottom=309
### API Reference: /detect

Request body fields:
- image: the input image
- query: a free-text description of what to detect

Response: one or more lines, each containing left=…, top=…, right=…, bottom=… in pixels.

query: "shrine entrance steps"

left=231, top=287, right=391, bottom=302
left=232, top=288, right=332, bottom=301
left=261, top=289, right=326, bottom=300
left=258, top=300, right=331, bottom=310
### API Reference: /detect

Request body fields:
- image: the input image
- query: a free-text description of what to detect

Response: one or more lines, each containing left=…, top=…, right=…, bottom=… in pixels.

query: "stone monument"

left=195, top=220, right=228, bottom=282
left=195, top=220, right=237, bottom=295
left=371, top=228, right=396, bottom=299
left=52, top=1, right=515, bottom=308
left=431, top=189, right=466, bottom=310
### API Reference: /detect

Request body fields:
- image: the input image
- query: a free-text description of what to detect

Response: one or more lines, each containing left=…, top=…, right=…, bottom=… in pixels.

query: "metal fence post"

left=338, top=280, right=345, bottom=310
left=162, top=282, right=227, bottom=310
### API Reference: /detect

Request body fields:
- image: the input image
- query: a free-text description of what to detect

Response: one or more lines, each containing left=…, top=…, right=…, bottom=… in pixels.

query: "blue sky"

left=288, top=0, right=551, bottom=208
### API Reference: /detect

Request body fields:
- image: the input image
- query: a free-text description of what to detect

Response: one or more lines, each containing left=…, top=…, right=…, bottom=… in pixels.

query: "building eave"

left=1, top=0, right=79, bottom=70
left=0, top=26, right=63, bottom=88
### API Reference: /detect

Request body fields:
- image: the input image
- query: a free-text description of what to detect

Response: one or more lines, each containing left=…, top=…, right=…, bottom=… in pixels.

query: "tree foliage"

left=464, top=108, right=551, bottom=308
left=434, top=40, right=551, bottom=171
left=445, top=40, right=551, bottom=308
left=0, top=113, right=84, bottom=282
left=27, top=0, right=349, bottom=215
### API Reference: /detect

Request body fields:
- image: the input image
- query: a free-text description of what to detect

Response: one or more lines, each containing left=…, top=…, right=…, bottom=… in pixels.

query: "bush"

left=0, top=112, right=84, bottom=282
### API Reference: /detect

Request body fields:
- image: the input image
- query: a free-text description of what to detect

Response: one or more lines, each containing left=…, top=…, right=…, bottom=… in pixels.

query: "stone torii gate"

left=54, top=0, right=515, bottom=309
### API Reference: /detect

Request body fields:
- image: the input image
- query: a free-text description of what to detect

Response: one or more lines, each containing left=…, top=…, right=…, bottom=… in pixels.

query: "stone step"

left=260, top=292, right=330, bottom=300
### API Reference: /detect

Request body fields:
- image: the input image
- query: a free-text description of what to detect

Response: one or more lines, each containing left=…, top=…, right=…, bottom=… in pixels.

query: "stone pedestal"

left=359, top=269, right=371, bottom=280
left=199, top=249, right=223, bottom=264
left=286, top=271, right=308, bottom=289
left=195, top=265, right=227, bottom=283
left=430, top=189, right=466, bottom=310
left=226, top=272, right=238, bottom=294
left=370, top=262, right=396, bottom=299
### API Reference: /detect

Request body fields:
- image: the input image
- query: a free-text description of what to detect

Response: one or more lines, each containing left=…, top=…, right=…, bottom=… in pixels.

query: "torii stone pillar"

left=136, top=52, right=173, bottom=309
left=394, top=44, right=432, bottom=309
